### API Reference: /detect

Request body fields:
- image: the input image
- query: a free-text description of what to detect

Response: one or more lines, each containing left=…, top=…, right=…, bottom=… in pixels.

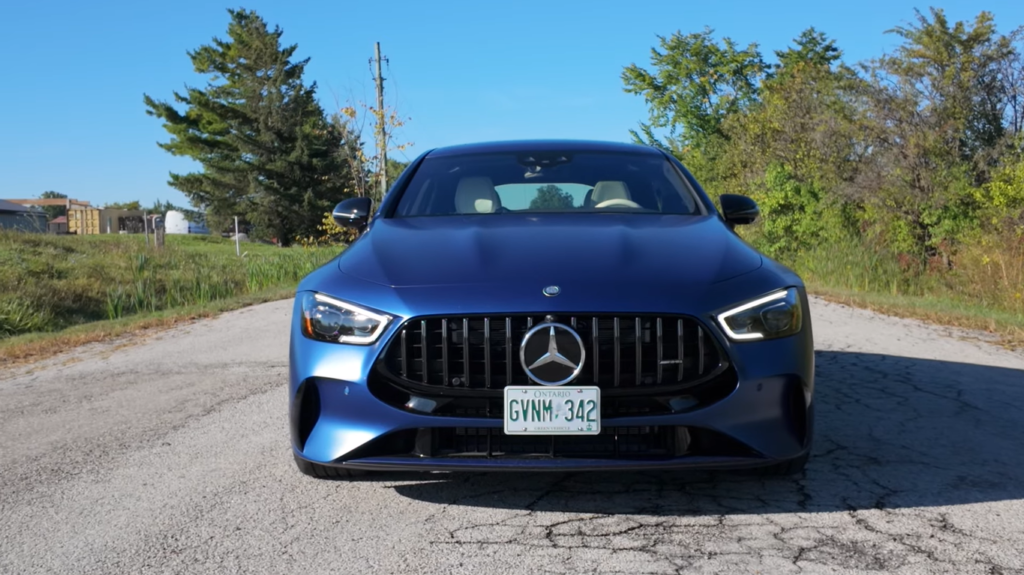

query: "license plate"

left=503, top=386, right=600, bottom=435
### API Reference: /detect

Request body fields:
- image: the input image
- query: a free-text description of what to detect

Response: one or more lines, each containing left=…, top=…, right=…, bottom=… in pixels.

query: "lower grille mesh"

left=433, top=426, right=683, bottom=458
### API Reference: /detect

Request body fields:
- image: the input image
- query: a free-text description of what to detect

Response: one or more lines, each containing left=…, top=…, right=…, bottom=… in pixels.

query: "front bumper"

left=289, top=305, right=815, bottom=472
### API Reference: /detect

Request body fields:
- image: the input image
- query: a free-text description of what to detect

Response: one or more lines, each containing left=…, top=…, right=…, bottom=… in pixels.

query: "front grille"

left=380, top=314, right=724, bottom=393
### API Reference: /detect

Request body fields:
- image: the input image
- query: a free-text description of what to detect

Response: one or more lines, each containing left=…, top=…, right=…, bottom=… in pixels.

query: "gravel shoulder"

left=2, top=297, right=1023, bottom=575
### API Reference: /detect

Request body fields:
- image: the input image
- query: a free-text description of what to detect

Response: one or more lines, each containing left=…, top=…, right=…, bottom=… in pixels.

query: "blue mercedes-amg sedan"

left=288, top=139, right=814, bottom=478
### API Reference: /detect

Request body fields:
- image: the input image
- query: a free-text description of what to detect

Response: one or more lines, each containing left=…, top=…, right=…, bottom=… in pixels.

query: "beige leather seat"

left=587, top=181, right=632, bottom=206
left=454, top=176, right=502, bottom=213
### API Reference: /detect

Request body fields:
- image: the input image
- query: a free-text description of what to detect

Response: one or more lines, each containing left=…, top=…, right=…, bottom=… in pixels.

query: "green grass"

left=0, top=286, right=298, bottom=367
left=4, top=225, right=1022, bottom=367
left=0, top=231, right=340, bottom=340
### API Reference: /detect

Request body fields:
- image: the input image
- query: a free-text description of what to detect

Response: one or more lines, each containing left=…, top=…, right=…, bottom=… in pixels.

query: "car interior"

left=393, top=153, right=701, bottom=216
left=454, top=176, right=503, bottom=213
left=446, top=177, right=694, bottom=214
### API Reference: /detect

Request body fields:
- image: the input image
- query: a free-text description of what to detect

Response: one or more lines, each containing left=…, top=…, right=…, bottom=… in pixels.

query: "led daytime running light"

left=716, top=289, right=789, bottom=341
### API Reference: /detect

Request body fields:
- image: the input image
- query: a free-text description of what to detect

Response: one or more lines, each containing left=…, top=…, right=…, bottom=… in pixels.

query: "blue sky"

left=2, top=0, right=1021, bottom=208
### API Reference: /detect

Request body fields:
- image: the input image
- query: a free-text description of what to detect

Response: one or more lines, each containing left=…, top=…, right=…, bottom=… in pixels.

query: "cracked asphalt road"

left=2, top=297, right=1023, bottom=574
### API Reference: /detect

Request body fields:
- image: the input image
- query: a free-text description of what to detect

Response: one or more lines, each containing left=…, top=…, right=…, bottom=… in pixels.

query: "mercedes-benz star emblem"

left=519, top=322, right=585, bottom=386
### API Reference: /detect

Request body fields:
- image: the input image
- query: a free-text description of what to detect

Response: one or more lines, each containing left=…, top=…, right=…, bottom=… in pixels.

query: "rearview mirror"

left=332, top=197, right=372, bottom=231
left=719, top=194, right=759, bottom=227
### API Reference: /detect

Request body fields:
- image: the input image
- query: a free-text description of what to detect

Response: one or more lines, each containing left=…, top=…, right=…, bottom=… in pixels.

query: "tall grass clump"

left=781, top=233, right=937, bottom=298
left=245, top=250, right=337, bottom=292
left=939, top=229, right=1024, bottom=317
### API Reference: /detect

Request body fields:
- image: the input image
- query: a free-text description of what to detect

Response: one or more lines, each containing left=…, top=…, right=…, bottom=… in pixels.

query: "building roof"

left=50, top=216, right=67, bottom=224
left=0, top=199, right=46, bottom=214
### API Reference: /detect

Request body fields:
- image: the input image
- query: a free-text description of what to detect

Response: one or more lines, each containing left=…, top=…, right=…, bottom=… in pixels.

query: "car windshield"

left=392, top=150, right=701, bottom=216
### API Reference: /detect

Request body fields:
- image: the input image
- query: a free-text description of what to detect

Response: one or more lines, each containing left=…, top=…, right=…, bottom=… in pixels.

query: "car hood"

left=336, top=214, right=762, bottom=289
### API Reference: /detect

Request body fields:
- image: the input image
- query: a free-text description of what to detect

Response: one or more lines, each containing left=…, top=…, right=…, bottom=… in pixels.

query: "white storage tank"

left=165, top=210, right=190, bottom=234
left=165, top=210, right=209, bottom=234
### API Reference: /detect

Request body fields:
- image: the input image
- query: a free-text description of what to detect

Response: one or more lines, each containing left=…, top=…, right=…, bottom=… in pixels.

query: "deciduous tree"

left=38, top=191, right=67, bottom=220
left=622, top=27, right=768, bottom=153
left=104, top=201, right=142, bottom=210
left=853, top=8, right=1020, bottom=258
left=529, top=185, right=575, bottom=210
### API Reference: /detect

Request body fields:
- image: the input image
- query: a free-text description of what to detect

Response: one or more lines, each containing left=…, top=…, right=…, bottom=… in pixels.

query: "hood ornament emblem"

left=542, top=285, right=560, bottom=297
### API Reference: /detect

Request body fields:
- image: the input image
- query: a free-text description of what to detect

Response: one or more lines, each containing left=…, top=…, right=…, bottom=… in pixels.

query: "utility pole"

left=371, top=42, right=388, bottom=203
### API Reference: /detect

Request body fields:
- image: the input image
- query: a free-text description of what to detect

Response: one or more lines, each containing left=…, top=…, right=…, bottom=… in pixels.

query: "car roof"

left=425, top=139, right=666, bottom=158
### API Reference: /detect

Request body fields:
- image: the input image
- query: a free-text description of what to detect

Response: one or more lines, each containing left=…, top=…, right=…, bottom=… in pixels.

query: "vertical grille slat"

left=505, top=317, right=512, bottom=387
left=400, top=329, right=408, bottom=377
left=484, top=318, right=491, bottom=389
left=698, top=326, right=705, bottom=376
left=386, top=314, right=721, bottom=392
left=462, top=318, right=470, bottom=387
left=677, top=319, right=684, bottom=382
left=442, top=320, right=449, bottom=387
left=421, top=320, right=428, bottom=384
left=656, top=318, right=663, bottom=384
left=613, top=317, right=621, bottom=387
left=635, top=317, right=642, bottom=387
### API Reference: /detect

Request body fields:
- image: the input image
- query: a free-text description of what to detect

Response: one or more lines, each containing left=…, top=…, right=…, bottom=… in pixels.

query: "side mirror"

left=332, top=197, right=372, bottom=230
left=719, top=194, right=759, bottom=227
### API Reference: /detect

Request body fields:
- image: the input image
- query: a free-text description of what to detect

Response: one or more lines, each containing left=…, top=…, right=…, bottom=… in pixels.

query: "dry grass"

left=767, top=227, right=1024, bottom=351
left=945, top=233, right=1024, bottom=317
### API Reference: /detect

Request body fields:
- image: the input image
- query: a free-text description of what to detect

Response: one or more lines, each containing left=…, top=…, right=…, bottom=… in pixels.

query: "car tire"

left=293, top=454, right=368, bottom=479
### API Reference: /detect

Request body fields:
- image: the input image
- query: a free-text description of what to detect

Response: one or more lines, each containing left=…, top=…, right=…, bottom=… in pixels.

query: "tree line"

left=623, top=7, right=1024, bottom=277
left=141, top=4, right=1024, bottom=312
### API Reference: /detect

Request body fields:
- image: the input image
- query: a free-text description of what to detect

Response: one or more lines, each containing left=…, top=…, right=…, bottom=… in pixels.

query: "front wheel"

left=293, top=454, right=368, bottom=479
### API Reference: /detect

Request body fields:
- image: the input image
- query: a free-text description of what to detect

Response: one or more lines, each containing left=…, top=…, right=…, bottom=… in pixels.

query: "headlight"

left=716, top=287, right=803, bottom=341
left=299, top=292, right=391, bottom=345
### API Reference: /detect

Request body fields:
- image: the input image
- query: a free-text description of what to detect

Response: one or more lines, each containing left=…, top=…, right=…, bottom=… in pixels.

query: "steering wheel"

left=594, top=198, right=642, bottom=209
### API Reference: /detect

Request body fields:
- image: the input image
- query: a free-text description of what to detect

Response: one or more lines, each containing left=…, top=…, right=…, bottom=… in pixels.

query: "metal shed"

left=0, top=199, right=48, bottom=232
